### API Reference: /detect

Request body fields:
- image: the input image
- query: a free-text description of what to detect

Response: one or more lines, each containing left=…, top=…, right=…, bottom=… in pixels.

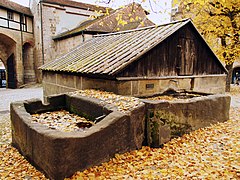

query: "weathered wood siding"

left=117, top=24, right=226, bottom=77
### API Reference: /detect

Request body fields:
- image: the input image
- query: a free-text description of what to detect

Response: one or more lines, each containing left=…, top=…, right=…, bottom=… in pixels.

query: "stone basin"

left=11, top=93, right=145, bottom=179
left=141, top=92, right=231, bottom=147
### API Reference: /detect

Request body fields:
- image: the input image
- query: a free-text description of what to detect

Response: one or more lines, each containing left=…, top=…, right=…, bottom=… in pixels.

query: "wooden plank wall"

left=117, top=24, right=225, bottom=78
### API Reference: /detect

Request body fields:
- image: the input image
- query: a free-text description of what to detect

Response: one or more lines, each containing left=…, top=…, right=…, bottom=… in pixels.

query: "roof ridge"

left=41, top=0, right=109, bottom=12
left=1, top=0, right=32, bottom=16
left=93, top=18, right=191, bottom=37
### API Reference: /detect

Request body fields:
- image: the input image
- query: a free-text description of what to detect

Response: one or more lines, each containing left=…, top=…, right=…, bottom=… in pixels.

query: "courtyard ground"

left=0, top=85, right=239, bottom=179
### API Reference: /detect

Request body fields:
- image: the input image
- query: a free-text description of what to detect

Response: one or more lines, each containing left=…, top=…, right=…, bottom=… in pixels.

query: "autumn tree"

left=173, top=0, right=240, bottom=91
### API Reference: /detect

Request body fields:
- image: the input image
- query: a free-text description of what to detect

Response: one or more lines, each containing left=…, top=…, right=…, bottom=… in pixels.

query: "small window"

left=146, top=83, right=154, bottom=90
left=20, top=14, right=25, bottom=23
left=7, top=11, right=14, bottom=20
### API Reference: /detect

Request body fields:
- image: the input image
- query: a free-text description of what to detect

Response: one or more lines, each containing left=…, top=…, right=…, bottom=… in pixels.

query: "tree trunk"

left=225, top=63, right=233, bottom=92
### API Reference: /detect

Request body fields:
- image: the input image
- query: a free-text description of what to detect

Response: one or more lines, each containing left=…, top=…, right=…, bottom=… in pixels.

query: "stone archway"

left=23, top=42, right=36, bottom=84
left=232, top=63, right=240, bottom=84
left=0, top=42, right=8, bottom=66
left=0, top=33, right=17, bottom=88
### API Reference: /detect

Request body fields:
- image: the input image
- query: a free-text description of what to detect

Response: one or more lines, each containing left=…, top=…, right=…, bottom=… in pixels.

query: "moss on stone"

left=69, top=105, right=95, bottom=122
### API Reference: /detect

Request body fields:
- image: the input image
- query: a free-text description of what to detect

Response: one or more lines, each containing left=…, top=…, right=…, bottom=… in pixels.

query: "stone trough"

left=141, top=91, right=231, bottom=147
left=11, top=90, right=230, bottom=179
left=11, top=93, right=145, bottom=179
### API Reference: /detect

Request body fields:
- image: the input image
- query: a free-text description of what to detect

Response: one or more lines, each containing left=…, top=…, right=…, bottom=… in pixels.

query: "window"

left=20, top=14, right=25, bottom=23
left=7, top=11, right=14, bottom=20
left=0, top=69, right=6, bottom=80
left=146, top=83, right=154, bottom=90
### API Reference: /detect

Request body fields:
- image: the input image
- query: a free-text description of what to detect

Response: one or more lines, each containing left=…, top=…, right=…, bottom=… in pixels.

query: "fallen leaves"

left=228, top=85, right=240, bottom=96
left=68, top=111, right=240, bottom=179
left=0, top=144, right=47, bottom=179
left=70, top=89, right=144, bottom=113
left=31, top=110, right=94, bottom=132
left=147, top=92, right=203, bottom=101
left=0, top=113, right=11, bottom=145
left=1, top=88, right=240, bottom=179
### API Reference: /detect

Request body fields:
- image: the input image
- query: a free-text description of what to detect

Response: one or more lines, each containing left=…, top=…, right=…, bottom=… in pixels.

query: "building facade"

left=1, top=0, right=152, bottom=88
left=29, top=0, right=106, bottom=83
left=0, top=0, right=34, bottom=88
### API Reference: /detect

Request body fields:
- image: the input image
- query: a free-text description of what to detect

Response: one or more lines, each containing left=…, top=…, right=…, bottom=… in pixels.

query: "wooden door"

left=177, top=37, right=196, bottom=76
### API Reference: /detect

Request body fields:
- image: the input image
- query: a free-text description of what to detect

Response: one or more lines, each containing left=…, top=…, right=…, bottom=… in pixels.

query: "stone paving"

left=229, top=86, right=240, bottom=108
left=0, top=87, right=43, bottom=113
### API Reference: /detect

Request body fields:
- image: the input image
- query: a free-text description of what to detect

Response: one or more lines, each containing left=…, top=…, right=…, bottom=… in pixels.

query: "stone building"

left=0, top=0, right=153, bottom=88
left=53, top=2, right=154, bottom=58
left=1, top=0, right=102, bottom=88
left=29, top=0, right=108, bottom=83
left=0, top=0, right=34, bottom=88
left=41, top=19, right=227, bottom=100
left=30, top=0, right=153, bottom=77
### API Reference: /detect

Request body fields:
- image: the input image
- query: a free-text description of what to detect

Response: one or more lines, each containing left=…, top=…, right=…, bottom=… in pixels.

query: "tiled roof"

left=53, top=3, right=154, bottom=40
left=0, top=0, right=32, bottom=16
left=42, top=0, right=107, bottom=12
left=41, top=19, right=191, bottom=76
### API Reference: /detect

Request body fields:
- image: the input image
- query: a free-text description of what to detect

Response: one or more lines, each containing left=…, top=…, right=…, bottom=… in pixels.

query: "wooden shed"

left=40, top=19, right=227, bottom=99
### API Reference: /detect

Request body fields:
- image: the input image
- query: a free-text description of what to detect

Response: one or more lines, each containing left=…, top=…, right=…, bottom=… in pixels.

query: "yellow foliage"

left=178, top=0, right=240, bottom=65
left=130, top=17, right=135, bottom=22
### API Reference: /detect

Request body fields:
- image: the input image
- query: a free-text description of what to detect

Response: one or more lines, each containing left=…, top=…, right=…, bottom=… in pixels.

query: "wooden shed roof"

left=41, top=0, right=107, bottom=12
left=41, top=19, right=226, bottom=76
left=53, top=3, right=154, bottom=40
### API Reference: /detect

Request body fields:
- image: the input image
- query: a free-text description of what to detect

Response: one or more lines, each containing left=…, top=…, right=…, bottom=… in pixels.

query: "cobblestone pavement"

left=229, top=86, right=240, bottom=108
left=0, top=87, right=43, bottom=113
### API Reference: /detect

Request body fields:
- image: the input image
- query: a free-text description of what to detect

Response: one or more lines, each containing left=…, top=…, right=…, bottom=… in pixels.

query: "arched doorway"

left=232, top=65, right=240, bottom=85
left=23, top=42, right=36, bottom=84
left=0, top=33, right=17, bottom=88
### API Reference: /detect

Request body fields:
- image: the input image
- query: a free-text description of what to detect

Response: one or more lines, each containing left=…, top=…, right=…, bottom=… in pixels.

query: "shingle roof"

left=42, top=0, right=107, bottom=12
left=0, top=0, right=32, bottom=16
left=40, top=19, right=191, bottom=76
left=53, top=3, right=154, bottom=40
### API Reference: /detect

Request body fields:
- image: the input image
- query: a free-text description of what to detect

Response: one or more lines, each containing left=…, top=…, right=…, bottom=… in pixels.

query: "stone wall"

left=30, top=0, right=99, bottom=72
left=43, top=71, right=227, bottom=100
left=29, top=0, right=43, bottom=82
left=54, top=34, right=93, bottom=58
left=117, top=75, right=227, bottom=96
left=0, top=42, right=8, bottom=65
left=42, top=72, right=119, bottom=101
left=23, top=42, right=36, bottom=83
